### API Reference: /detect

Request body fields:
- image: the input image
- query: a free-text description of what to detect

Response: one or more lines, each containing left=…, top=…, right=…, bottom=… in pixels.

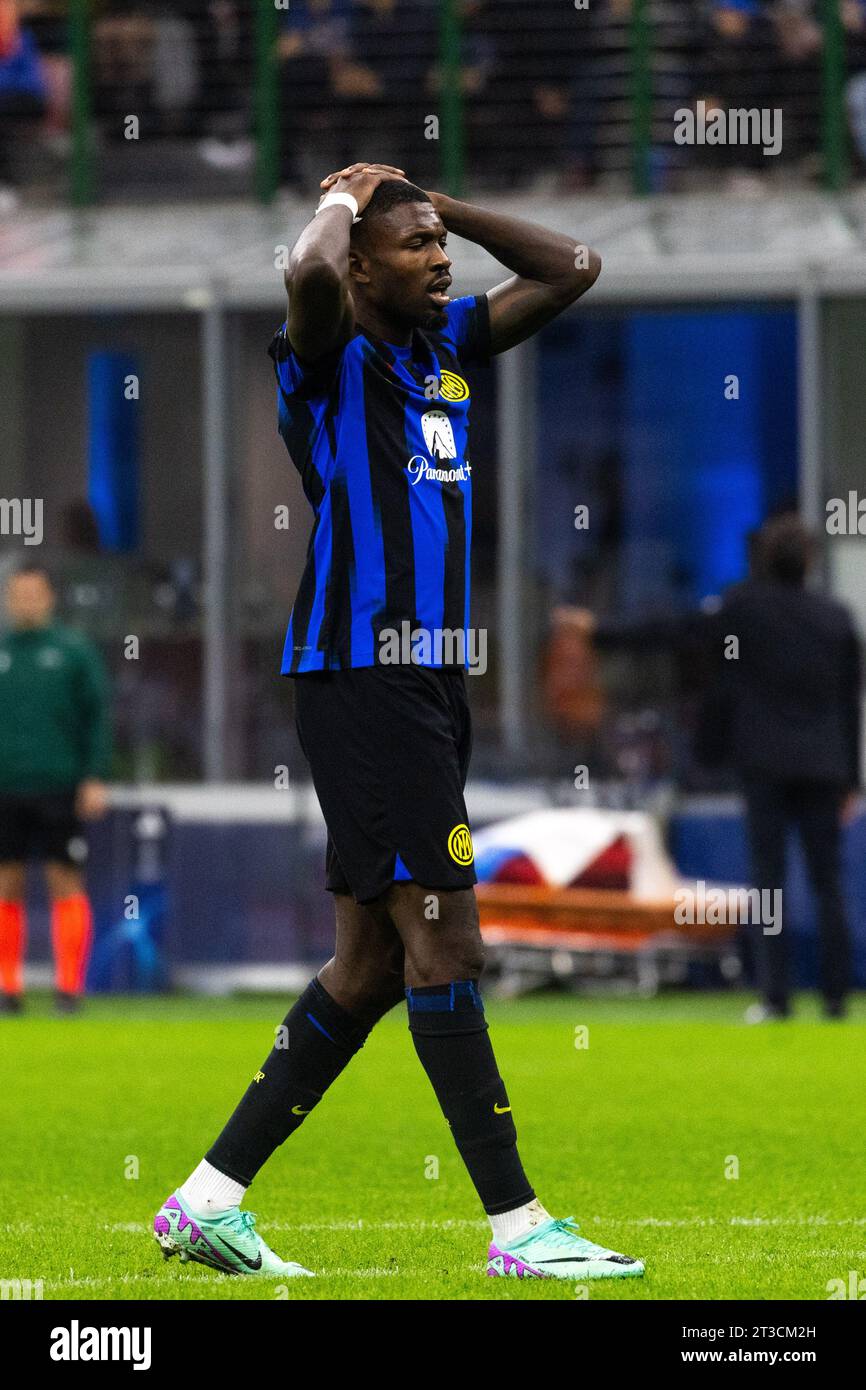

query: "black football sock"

left=406, top=980, right=535, bottom=1215
left=206, top=977, right=370, bottom=1185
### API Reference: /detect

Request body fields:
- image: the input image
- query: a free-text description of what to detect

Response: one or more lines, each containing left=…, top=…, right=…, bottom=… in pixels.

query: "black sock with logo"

left=406, top=980, right=535, bottom=1215
left=206, top=978, right=370, bottom=1185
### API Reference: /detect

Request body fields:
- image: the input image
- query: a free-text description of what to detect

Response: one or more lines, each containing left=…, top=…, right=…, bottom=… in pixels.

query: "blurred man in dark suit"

left=719, top=514, right=861, bottom=1020
left=560, top=512, right=861, bottom=1019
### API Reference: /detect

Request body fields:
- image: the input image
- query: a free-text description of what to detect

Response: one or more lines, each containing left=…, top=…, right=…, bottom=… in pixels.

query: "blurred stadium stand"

left=2, top=2, right=866, bottom=206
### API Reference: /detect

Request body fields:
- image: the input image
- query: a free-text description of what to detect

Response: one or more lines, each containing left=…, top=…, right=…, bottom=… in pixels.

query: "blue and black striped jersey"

left=269, top=294, right=491, bottom=673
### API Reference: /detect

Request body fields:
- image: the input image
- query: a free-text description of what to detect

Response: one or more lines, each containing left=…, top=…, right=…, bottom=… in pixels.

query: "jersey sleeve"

left=441, top=294, right=492, bottom=367
left=267, top=322, right=342, bottom=400
left=73, top=638, right=113, bottom=781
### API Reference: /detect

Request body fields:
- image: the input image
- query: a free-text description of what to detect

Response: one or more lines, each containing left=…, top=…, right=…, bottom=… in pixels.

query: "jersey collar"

left=356, top=323, right=436, bottom=385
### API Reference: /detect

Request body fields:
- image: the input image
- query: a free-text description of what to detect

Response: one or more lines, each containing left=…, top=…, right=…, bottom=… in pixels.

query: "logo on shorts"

left=447, top=823, right=474, bottom=866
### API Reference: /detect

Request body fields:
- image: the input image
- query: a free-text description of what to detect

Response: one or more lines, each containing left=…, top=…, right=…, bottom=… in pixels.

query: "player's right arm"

left=285, top=163, right=406, bottom=364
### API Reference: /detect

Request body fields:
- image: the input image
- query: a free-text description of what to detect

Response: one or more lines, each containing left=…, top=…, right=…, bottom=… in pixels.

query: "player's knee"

left=362, top=950, right=409, bottom=1014
left=423, top=890, right=483, bottom=981
left=406, top=931, right=485, bottom=987
left=44, top=863, right=85, bottom=900
left=321, top=950, right=405, bottom=1020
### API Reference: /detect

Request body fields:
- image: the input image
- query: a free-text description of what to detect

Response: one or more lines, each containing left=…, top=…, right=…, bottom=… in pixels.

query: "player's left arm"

left=427, top=192, right=601, bottom=354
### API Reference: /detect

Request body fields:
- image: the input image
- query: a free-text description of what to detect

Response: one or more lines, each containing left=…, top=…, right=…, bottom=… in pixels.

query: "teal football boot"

left=154, top=1191, right=313, bottom=1278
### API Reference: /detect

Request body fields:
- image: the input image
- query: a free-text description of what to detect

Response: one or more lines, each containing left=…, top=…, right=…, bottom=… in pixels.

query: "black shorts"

left=293, top=664, right=477, bottom=904
left=0, top=791, right=87, bottom=866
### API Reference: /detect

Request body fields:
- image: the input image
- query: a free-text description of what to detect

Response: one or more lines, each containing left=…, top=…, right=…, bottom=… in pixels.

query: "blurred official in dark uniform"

left=0, top=564, right=111, bottom=1013
left=557, top=512, right=862, bottom=1020
left=719, top=515, right=861, bottom=1020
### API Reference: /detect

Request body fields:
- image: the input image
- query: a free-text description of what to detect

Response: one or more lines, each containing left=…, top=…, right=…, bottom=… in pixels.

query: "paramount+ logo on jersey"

left=407, top=410, right=472, bottom=486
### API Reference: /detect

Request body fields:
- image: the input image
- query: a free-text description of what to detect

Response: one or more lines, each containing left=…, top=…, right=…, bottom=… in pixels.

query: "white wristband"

left=316, top=192, right=361, bottom=223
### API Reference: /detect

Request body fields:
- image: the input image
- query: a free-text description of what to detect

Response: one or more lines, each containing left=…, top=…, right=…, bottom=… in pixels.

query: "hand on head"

left=318, top=163, right=407, bottom=215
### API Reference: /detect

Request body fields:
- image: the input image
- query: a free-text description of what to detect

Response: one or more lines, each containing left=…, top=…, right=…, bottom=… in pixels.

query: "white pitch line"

left=98, top=1215, right=866, bottom=1236
left=49, top=1267, right=425, bottom=1290
left=590, top=1216, right=866, bottom=1228
left=2, top=1215, right=864, bottom=1242
left=99, top=1218, right=487, bottom=1235
left=5, top=1214, right=863, bottom=1252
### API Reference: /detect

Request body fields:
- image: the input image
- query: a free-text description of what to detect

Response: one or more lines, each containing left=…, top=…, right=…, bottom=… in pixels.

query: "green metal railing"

left=438, top=0, right=465, bottom=201
left=254, top=0, right=280, bottom=205
left=66, top=0, right=851, bottom=207
left=69, top=0, right=93, bottom=208
left=822, top=0, right=848, bottom=192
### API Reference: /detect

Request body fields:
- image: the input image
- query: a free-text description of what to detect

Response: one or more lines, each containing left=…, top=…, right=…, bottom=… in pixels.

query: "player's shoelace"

left=533, top=1217, right=612, bottom=1257
left=222, top=1209, right=258, bottom=1241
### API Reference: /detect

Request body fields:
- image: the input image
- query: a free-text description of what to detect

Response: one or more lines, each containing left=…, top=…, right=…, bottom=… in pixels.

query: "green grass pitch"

left=2, top=990, right=864, bottom=1301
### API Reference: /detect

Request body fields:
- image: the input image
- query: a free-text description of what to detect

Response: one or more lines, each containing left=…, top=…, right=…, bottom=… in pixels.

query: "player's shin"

left=50, top=893, right=92, bottom=997
left=0, top=899, right=26, bottom=998
left=406, top=980, right=536, bottom=1217
left=199, top=976, right=373, bottom=1196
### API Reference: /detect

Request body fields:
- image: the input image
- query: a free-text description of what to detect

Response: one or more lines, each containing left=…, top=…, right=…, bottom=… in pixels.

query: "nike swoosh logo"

left=533, top=1256, right=620, bottom=1265
left=291, top=1105, right=311, bottom=1115
left=216, top=1237, right=263, bottom=1270
left=493, top=1103, right=511, bottom=1114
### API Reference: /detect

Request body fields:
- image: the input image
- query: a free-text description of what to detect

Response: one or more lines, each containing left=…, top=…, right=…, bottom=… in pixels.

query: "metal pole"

left=255, top=0, right=280, bottom=203
left=440, top=0, right=465, bottom=198
left=630, top=0, right=652, bottom=196
left=201, top=293, right=231, bottom=782
left=69, top=0, right=93, bottom=206
left=822, top=0, right=847, bottom=191
left=496, top=338, right=537, bottom=755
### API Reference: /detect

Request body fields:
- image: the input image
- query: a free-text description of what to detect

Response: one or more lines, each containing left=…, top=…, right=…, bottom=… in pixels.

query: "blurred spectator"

left=842, top=0, right=866, bottom=171
left=561, top=512, right=863, bottom=1018
left=3, top=0, right=857, bottom=202
left=0, top=0, right=46, bottom=205
left=0, top=564, right=112, bottom=1014
left=425, top=0, right=497, bottom=187
left=278, top=0, right=352, bottom=193
left=195, top=0, right=254, bottom=169
left=336, top=0, right=408, bottom=171
left=92, top=3, right=155, bottom=135
left=92, top=0, right=253, bottom=154
left=541, top=605, right=606, bottom=746
left=18, top=1, right=69, bottom=142
left=560, top=0, right=696, bottom=193
left=771, top=0, right=823, bottom=172
left=719, top=514, right=862, bottom=1021
left=281, top=0, right=497, bottom=193
left=694, top=1, right=779, bottom=185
